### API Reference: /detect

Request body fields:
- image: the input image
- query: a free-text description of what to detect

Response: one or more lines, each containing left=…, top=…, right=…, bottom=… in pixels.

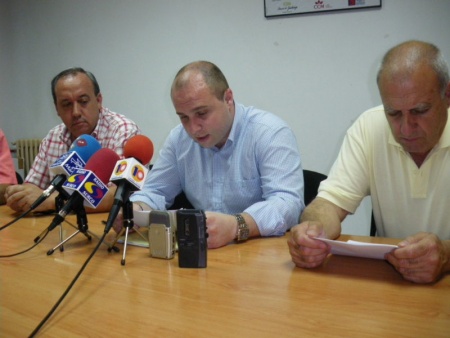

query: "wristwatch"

left=235, top=213, right=249, bottom=242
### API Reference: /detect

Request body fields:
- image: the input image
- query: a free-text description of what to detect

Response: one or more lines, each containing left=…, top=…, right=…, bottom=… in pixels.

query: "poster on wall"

left=264, top=0, right=382, bottom=18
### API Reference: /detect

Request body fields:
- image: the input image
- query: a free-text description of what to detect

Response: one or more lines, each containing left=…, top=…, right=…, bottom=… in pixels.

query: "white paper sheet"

left=117, top=227, right=149, bottom=248
left=315, top=238, right=398, bottom=260
left=111, top=210, right=152, bottom=248
left=133, top=210, right=151, bottom=227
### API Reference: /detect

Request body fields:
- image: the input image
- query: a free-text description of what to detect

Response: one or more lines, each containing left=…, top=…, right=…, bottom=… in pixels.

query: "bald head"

left=377, top=40, right=449, bottom=97
left=171, top=61, right=230, bottom=101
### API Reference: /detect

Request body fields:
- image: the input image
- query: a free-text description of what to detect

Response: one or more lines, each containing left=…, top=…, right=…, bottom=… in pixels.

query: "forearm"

left=300, top=197, right=348, bottom=239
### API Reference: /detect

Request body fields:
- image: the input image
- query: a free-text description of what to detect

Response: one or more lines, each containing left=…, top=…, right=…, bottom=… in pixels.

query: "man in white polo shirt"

left=288, top=40, right=450, bottom=284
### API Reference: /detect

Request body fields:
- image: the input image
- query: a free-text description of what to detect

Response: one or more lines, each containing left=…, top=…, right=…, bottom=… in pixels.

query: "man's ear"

left=96, top=92, right=103, bottom=107
left=224, top=88, right=234, bottom=105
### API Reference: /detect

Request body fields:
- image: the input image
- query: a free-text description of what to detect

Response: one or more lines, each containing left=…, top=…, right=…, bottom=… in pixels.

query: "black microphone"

left=104, top=135, right=154, bottom=233
left=47, top=148, right=120, bottom=231
left=29, top=134, right=101, bottom=211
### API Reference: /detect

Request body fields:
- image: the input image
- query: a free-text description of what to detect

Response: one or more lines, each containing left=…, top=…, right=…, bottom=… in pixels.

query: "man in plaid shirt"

left=5, top=67, right=140, bottom=213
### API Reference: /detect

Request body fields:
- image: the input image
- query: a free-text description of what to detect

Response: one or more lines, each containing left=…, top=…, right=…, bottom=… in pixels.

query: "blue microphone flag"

left=63, top=168, right=109, bottom=208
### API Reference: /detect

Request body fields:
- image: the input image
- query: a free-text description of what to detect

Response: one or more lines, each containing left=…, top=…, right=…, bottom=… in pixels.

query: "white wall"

left=1, top=0, right=450, bottom=235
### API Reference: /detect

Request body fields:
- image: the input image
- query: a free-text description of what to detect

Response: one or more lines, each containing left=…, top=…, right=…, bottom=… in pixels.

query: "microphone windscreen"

left=69, top=134, right=102, bottom=163
left=85, top=148, right=120, bottom=184
left=123, top=135, right=154, bottom=165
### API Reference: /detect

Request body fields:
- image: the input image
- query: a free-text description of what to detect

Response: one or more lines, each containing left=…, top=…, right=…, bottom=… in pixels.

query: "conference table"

left=0, top=206, right=449, bottom=337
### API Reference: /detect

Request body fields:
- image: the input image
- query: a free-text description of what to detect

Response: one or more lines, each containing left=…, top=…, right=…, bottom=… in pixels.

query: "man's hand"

left=386, top=232, right=450, bottom=284
left=112, top=208, right=125, bottom=234
left=204, top=212, right=239, bottom=249
left=287, top=222, right=331, bottom=268
left=112, top=202, right=150, bottom=234
left=5, top=183, right=54, bottom=212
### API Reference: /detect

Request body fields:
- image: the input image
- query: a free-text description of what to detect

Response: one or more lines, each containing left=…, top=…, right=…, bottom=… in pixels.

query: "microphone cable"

left=0, top=208, right=35, bottom=231
left=0, top=227, right=50, bottom=258
left=0, top=216, right=72, bottom=258
left=0, top=206, right=61, bottom=232
left=28, top=230, right=108, bottom=338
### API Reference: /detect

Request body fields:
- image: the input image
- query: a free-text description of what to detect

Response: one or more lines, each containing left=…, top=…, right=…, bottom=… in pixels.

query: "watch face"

left=235, top=214, right=249, bottom=242
left=238, top=225, right=249, bottom=241
left=240, top=228, right=249, bottom=240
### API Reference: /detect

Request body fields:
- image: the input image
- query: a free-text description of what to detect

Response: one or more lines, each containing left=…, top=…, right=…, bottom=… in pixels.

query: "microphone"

left=47, top=148, right=120, bottom=231
left=104, top=135, right=154, bottom=233
left=29, top=134, right=101, bottom=211
left=123, top=134, right=154, bottom=165
left=68, top=134, right=102, bottom=160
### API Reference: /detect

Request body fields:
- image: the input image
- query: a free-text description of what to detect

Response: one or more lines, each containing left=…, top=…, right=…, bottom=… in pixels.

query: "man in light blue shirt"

left=127, top=61, right=304, bottom=248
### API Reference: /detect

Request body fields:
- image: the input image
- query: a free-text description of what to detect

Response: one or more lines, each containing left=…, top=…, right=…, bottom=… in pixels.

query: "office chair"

left=370, top=212, right=377, bottom=236
left=303, top=169, right=327, bottom=206
left=169, top=191, right=194, bottom=210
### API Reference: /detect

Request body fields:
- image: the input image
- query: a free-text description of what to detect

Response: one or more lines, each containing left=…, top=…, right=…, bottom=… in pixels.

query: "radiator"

left=14, top=138, right=41, bottom=178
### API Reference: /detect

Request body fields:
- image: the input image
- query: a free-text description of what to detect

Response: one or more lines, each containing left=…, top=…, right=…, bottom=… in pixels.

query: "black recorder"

left=176, top=209, right=207, bottom=268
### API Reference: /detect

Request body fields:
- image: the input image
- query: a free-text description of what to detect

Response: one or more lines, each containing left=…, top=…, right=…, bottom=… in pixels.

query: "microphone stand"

left=56, top=194, right=67, bottom=252
left=46, top=200, right=117, bottom=255
left=47, top=200, right=92, bottom=255
left=33, top=194, right=67, bottom=248
left=109, top=199, right=147, bottom=265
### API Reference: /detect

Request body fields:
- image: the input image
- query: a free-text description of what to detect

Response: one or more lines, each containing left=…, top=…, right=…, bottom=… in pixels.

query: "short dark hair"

left=51, top=67, right=100, bottom=104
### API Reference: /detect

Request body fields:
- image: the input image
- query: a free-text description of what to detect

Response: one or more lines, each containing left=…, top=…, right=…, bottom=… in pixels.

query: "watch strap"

left=235, top=213, right=249, bottom=242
